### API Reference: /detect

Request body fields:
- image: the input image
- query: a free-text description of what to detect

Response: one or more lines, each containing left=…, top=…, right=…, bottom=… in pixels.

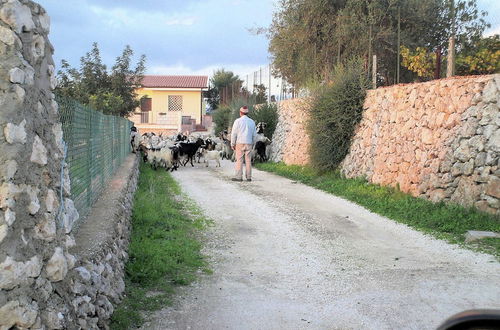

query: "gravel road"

left=141, top=159, right=500, bottom=330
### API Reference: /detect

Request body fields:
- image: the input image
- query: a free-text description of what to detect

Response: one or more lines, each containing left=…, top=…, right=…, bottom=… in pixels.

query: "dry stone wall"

left=0, top=1, right=137, bottom=328
left=270, top=75, right=500, bottom=214
left=342, top=75, right=500, bottom=214
left=269, top=98, right=311, bottom=166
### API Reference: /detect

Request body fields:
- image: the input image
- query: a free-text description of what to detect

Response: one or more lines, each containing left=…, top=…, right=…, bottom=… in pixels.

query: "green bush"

left=307, top=58, right=369, bottom=172
left=248, top=103, right=278, bottom=139
left=225, top=96, right=278, bottom=140
left=212, top=105, right=232, bottom=135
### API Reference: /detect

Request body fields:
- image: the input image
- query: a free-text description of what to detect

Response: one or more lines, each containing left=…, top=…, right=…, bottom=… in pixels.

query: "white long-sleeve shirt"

left=231, top=115, right=257, bottom=146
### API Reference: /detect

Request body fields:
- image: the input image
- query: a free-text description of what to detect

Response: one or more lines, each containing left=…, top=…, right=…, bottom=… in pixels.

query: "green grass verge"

left=255, top=162, right=500, bottom=258
left=110, top=163, right=211, bottom=329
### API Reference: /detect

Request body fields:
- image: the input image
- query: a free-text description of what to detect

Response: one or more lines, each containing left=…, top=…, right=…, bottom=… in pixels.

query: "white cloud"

left=88, top=6, right=198, bottom=29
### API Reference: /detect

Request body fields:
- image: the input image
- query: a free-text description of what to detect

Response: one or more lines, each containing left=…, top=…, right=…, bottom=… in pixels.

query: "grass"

left=255, top=162, right=500, bottom=258
left=110, top=163, right=211, bottom=329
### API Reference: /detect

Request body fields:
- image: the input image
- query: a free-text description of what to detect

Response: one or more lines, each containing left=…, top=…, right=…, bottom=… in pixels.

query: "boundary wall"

left=0, top=1, right=138, bottom=328
left=270, top=75, right=500, bottom=214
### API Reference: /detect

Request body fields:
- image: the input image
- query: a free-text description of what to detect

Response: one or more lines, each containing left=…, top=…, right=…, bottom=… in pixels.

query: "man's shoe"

left=246, top=179, right=252, bottom=182
left=231, top=178, right=243, bottom=182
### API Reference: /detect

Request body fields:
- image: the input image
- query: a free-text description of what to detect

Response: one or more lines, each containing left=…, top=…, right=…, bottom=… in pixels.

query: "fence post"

left=86, top=104, right=92, bottom=211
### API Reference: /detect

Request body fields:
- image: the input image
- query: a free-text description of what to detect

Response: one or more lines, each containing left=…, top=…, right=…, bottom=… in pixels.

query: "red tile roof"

left=141, top=75, right=208, bottom=88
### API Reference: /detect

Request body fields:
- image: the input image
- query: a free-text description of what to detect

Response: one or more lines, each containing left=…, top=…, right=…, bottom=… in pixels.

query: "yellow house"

left=130, top=75, right=209, bottom=135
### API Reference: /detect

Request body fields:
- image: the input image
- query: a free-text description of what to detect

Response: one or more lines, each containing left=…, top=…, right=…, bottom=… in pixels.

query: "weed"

left=110, top=163, right=210, bottom=329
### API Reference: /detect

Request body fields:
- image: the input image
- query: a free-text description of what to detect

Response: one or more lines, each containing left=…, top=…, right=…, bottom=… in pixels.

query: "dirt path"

left=142, top=159, right=500, bottom=330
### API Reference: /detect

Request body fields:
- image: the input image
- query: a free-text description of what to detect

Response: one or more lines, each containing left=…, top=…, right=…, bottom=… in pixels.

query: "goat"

left=221, top=140, right=233, bottom=160
left=178, top=138, right=203, bottom=167
left=253, top=122, right=271, bottom=163
left=202, top=149, right=221, bottom=167
left=130, top=130, right=140, bottom=153
left=253, top=141, right=268, bottom=162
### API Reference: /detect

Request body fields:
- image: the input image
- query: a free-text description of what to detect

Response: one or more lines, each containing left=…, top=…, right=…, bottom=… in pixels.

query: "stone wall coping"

left=369, top=73, right=496, bottom=91
left=71, top=154, right=138, bottom=260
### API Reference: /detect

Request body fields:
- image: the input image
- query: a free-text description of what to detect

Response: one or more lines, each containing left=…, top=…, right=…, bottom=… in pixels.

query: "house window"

left=168, top=95, right=182, bottom=112
left=140, top=97, right=152, bottom=112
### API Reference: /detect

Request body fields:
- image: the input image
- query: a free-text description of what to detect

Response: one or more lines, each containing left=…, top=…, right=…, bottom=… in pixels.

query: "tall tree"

left=268, top=0, right=489, bottom=87
left=206, top=68, right=242, bottom=109
left=56, top=43, right=146, bottom=117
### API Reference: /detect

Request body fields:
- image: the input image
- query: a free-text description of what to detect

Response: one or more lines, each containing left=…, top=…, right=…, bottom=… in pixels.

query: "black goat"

left=254, top=141, right=268, bottom=162
left=178, top=138, right=203, bottom=167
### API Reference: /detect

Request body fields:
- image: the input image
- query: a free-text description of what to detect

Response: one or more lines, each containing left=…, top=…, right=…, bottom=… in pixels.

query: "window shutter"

left=141, top=97, right=152, bottom=112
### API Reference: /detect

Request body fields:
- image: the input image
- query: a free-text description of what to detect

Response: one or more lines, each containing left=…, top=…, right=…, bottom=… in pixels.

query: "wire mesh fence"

left=57, top=96, right=133, bottom=222
left=218, top=64, right=299, bottom=106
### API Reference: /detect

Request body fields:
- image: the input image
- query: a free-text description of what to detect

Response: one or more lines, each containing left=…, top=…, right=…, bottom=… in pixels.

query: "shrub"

left=212, top=105, right=232, bottom=134
left=248, top=102, right=278, bottom=139
left=307, top=58, right=369, bottom=172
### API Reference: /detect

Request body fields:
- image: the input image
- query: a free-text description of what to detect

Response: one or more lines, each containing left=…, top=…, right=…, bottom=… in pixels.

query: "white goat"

left=202, top=149, right=221, bottom=167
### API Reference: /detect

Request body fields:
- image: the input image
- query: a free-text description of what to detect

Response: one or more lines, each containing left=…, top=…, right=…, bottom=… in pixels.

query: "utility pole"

left=397, top=6, right=400, bottom=84
left=447, top=0, right=456, bottom=77
left=268, top=64, right=272, bottom=103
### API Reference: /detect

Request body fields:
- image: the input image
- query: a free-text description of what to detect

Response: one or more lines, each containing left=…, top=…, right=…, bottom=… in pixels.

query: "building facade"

left=130, top=75, right=210, bottom=135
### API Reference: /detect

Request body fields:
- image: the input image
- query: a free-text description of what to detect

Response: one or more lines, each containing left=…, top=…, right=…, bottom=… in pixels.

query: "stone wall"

left=270, top=75, right=500, bottom=214
left=342, top=75, right=499, bottom=214
left=0, top=1, right=138, bottom=328
left=269, top=98, right=311, bottom=165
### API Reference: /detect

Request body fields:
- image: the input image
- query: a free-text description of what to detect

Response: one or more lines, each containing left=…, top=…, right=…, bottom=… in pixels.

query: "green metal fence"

left=57, top=96, right=132, bottom=222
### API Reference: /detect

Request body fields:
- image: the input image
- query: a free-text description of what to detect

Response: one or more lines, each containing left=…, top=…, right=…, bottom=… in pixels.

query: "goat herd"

left=130, top=123, right=272, bottom=172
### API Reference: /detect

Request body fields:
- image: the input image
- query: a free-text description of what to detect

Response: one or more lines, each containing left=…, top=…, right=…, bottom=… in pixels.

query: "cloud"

left=37, top=0, right=277, bottom=77
left=165, top=17, right=197, bottom=26
left=149, top=63, right=269, bottom=77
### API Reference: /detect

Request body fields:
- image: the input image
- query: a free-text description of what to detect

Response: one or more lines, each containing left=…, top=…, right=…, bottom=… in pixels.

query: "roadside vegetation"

left=307, top=58, right=369, bottom=172
left=110, top=163, right=211, bottom=329
left=255, top=162, right=500, bottom=258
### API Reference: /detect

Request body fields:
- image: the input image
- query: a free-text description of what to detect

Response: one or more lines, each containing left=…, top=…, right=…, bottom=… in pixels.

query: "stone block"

left=4, top=119, right=27, bottom=144
left=13, top=84, right=25, bottom=101
left=450, top=177, right=481, bottom=206
left=479, top=103, right=499, bottom=126
left=0, top=25, right=18, bottom=46
left=0, top=182, right=21, bottom=209
left=485, top=177, right=500, bottom=199
left=30, top=135, right=48, bottom=165
left=0, top=255, right=42, bottom=289
left=34, top=213, right=56, bottom=241
left=486, top=128, right=500, bottom=153
left=9, top=67, right=25, bottom=84
left=24, top=185, right=40, bottom=215
left=2, top=159, right=18, bottom=181
left=45, top=189, right=58, bottom=213
left=464, top=230, right=500, bottom=243
left=46, top=247, right=68, bottom=282
left=482, top=80, right=498, bottom=104
left=62, top=198, right=79, bottom=234
left=0, top=224, right=7, bottom=244
left=0, top=0, right=35, bottom=34
left=0, top=300, right=38, bottom=329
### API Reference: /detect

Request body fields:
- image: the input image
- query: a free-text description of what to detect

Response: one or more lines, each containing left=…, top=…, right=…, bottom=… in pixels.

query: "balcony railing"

left=140, top=112, right=149, bottom=123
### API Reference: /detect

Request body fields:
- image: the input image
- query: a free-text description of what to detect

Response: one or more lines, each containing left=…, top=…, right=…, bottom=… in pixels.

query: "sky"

left=36, top=0, right=499, bottom=80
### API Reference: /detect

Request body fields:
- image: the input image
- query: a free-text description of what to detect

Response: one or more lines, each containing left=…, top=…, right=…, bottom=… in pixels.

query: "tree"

left=456, top=34, right=500, bottom=75
left=268, top=0, right=490, bottom=87
left=56, top=43, right=146, bottom=117
left=206, top=68, right=242, bottom=109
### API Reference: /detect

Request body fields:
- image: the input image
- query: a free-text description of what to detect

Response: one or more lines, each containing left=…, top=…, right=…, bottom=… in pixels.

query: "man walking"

left=231, top=106, right=256, bottom=182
